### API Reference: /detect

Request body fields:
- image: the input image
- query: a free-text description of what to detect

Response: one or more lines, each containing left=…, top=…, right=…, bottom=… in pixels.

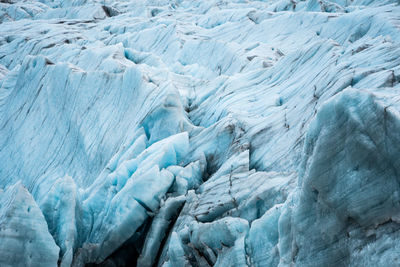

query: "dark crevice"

left=88, top=217, right=153, bottom=267
left=228, top=166, right=239, bottom=210
left=102, top=6, right=120, bottom=18
left=133, top=197, right=153, bottom=213
left=153, top=201, right=186, bottom=267
left=43, top=43, right=55, bottom=49
left=188, top=243, right=213, bottom=267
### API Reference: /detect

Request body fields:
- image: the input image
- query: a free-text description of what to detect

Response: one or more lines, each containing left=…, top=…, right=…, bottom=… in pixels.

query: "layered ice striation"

left=1, top=0, right=400, bottom=266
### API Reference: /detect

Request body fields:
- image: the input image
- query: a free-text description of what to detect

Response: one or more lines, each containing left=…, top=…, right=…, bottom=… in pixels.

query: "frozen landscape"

left=1, top=0, right=400, bottom=266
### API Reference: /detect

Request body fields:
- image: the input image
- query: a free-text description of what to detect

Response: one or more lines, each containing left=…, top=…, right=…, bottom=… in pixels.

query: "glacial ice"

left=0, top=182, right=59, bottom=267
left=1, top=0, right=400, bottom=266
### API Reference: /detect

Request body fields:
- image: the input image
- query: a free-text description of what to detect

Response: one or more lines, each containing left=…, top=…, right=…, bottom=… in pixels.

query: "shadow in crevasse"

left=86, top=217, right=153, bottom=267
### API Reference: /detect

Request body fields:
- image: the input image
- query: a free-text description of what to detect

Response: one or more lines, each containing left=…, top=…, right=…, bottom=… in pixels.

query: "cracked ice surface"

left=1, top=0, right=400, bottom=266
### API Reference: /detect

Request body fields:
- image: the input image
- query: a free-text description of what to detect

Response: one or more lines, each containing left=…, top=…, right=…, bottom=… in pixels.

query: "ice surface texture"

left=1, top=0, right=400, bottom=266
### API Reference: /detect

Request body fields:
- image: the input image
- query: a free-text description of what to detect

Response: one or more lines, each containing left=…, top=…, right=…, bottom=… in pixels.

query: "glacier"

left=1, top=0, right=400, bottom=266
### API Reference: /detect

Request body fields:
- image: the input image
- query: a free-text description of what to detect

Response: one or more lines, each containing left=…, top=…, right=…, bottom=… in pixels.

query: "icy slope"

left=1, top=0, right=400, bottom=266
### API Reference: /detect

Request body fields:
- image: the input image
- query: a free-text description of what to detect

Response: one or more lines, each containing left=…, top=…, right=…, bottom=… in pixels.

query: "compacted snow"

left=1, top=0, right=400, bottom=266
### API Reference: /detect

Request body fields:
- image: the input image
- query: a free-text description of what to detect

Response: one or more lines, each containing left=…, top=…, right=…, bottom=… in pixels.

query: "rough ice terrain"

left=1, top=0, right=400, bottom=266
